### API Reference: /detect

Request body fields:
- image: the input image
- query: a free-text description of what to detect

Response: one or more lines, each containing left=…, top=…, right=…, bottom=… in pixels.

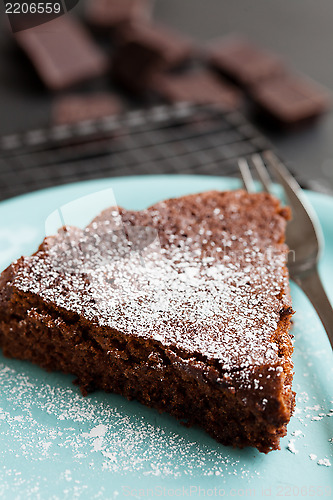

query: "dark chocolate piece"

left=52, top=93, right=123, bottom=125
left=112, top=21, right=193, bottom=93
left=112, top=41, right=161, bottom=94
left=85, top=0, right=152, bottom=29
left=115, top=21, right=193, bottom=68
left=15, top=15, right=109, bottom=90
left=207, top=36, right=285, bottom=87
left=0, top=190, right=295, bottom=453
left=250, top=74, right=331, bottom=126
left=150, top=70, right=242, bottom=110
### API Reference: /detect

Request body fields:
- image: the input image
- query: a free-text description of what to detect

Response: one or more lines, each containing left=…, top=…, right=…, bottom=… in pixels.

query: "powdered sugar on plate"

left=317, top=458, right=331, bottom=467
left=283, top=307, right=333, bottom=470
left=0, top=361, right=261, bottom=490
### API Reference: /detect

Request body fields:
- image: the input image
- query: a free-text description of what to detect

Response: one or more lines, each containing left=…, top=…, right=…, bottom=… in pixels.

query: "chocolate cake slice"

left=0, top=190, right=295, bottom=453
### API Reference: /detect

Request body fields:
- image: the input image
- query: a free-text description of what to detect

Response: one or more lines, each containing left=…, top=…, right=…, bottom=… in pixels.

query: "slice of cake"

left=0, top=190, right=295, bottom=453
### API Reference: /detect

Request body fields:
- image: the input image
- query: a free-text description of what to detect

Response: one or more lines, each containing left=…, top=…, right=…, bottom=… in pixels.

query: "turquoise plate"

left=0, top=176, right=332, bottom=499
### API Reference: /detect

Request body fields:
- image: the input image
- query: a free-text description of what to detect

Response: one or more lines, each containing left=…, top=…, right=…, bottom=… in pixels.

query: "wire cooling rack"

left=0, top=103, right=279, bottom=201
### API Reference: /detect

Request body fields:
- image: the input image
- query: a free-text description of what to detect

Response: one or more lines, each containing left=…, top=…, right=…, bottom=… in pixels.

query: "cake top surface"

left=11, top=190, right=291, bottom=371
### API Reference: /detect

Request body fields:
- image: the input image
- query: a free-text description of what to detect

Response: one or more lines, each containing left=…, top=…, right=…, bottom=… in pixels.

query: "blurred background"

left=0, top=0, right=333, bottom=199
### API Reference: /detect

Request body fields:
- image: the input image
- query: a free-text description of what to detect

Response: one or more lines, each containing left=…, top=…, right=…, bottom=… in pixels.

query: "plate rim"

left=1, top=174, right=333, bottom=210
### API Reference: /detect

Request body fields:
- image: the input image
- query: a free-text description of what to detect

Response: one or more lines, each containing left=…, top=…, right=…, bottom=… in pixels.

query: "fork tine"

left=251, top=154, right=273, bottom=193
left=238, top=158, right=255, bottom=193
left=263, top=151, right=303, bottom=194
left=263, top=151, right=333, bottom=350
left=263, top=149, right=324, bottom=247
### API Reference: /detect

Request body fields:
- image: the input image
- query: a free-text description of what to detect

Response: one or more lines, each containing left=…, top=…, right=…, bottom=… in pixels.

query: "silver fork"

left=238, top=151, right=333, bottom=350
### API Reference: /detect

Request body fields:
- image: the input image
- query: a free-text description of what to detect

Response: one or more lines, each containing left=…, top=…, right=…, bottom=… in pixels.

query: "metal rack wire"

left=0, top=103, right=273, bottom=201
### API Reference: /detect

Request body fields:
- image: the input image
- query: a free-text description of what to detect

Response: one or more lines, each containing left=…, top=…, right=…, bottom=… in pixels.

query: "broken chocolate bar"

left=114, top=21, right=193, bottom=69
left=85, top=0, right=152, bottom=29
left=15, top=15, right=109, bottom=90
left=52, top=93, right=123, bottom=125
left=207, top=36, right=285, bottom=87
left=150, top=70, right=241, bottom=110
left=112, top=20, right=193, bottom=93
left=250, top=74, right=330, bottom=127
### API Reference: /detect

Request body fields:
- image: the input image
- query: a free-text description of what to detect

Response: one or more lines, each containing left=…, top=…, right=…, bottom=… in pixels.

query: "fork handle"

left=294, top=268, right=333, bottom=350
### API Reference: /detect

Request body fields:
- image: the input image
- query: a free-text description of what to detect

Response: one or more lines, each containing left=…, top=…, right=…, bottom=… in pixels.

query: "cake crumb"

left=309, top=454, right=317, bottom=461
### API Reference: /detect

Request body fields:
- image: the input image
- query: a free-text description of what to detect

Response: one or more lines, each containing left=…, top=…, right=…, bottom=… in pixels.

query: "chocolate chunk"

left=112, top=21, right=193, bottom=93
left=207, top=36, right=285, bottom=87
left=250, top=74, right=331, bottom=127
left=85, top=0, right=152, bottom=29
left=52, top=93, right=123, bottom=125
left=112, top=42, right=161, bottom=94
left=15, top=16, right=109, bottom=90
left=150, top=70, right=242, bottom=111
left=115, top=21, right=193, bottom=68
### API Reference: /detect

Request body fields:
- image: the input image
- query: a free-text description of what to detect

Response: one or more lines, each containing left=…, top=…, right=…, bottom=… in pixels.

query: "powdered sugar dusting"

left=12, top=191, right=291, bottom=381
left=82, top=424, right=107, bottom=439
left=287, top=439, right=298, bottom=454
left=317, top=458, right=331, bottom=467
left=284, top=319, right=333, bottom=470
left=0, top=361, right=261, bottom=488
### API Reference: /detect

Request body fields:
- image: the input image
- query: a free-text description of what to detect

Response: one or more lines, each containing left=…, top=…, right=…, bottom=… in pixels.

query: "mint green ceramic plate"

left=0, top=176, right=332, bottom=499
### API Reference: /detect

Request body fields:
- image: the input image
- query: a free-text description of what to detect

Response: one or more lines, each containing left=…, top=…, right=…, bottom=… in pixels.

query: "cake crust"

left=0, top=190, right=295, bottom=453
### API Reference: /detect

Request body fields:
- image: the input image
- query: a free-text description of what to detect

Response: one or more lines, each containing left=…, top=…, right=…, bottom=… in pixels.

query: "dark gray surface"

left=0, top=0, right=333, bottom=192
